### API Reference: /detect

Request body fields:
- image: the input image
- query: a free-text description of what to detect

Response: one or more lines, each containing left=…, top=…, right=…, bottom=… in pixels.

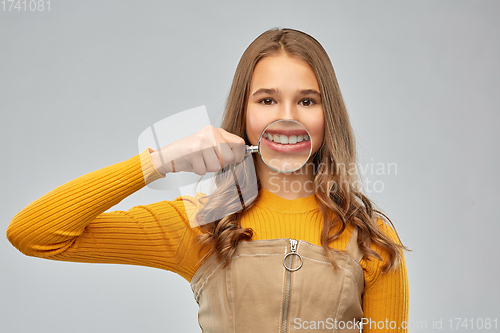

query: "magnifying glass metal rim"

left=245, top=119, right=312, bottom=173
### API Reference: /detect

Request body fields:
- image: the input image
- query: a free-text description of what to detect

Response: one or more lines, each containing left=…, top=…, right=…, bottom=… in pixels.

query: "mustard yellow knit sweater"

left=6, top=149, right=409, bottom=332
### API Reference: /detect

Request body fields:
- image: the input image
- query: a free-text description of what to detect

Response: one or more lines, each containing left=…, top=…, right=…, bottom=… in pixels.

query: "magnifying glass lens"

left=246, top=120, right=312, bottom=173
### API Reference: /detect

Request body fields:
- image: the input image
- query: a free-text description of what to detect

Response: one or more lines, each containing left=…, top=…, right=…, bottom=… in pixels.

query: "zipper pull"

left=283, top=239, right=303, bottom=272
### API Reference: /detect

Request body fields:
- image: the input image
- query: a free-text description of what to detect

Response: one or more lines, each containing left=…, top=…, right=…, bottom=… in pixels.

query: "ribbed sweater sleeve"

left=361, top=221, right=410, bottom=333
left=6, top=148, right=205, bottom=281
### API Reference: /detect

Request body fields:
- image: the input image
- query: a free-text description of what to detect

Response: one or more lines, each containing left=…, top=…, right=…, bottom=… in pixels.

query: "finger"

left=216, top=128, right=246, bottom=146
left=186, top=150, right=207, bottom=175
left=211, top=128, right=236, bottom=168
left=219, top=142, right=236, bottom=168
left=201, top=146, right=222, bottom=173
left=214, top=128, right=246, bottom=166
left=201, top=125, right=219, bottom=149
left=227, top=141, right=246, bottom=164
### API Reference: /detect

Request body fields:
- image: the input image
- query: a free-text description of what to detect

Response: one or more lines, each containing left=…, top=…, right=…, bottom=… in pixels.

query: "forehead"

left=250, top=55, right=319, bottom=91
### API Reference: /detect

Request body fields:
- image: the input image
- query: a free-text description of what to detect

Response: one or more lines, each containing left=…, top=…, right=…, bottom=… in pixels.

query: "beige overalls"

left=190, top=228, right=364, bottom=332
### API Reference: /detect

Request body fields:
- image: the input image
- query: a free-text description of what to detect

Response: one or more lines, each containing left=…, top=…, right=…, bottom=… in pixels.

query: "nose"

left=277, top=101, right=299, bottom=122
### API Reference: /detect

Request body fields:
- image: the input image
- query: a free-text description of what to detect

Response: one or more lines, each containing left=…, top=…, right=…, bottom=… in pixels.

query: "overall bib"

left=190, top=228, right=364, bottom=332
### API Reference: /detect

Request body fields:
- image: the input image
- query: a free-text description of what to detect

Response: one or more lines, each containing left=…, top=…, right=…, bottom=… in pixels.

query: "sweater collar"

left=255, top=188, right=319, bottom=212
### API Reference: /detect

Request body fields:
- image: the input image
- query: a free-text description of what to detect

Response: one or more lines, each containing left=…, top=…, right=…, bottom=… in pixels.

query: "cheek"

left=312, top=127, right=325, bottom=156
left=245, top=107, right=275, bottom=145
left=306, top=113, right=325, bottom=153
left=245, top=107, right=268, bottom=145
left=315, top=127, right=325, bottom=152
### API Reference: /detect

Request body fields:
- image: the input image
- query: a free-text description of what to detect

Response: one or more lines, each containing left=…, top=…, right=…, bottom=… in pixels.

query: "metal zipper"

left=282, top=239, right=303, bottom=333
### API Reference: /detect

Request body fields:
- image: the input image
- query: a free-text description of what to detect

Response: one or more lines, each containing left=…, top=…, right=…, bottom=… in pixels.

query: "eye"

left=259, top=98, right=275, bottom=106
left=300, top=98, right=316, bottom=107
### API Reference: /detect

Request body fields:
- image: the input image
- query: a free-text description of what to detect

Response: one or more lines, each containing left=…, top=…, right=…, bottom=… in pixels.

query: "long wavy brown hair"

left=195, top=27, right=409, bottom=273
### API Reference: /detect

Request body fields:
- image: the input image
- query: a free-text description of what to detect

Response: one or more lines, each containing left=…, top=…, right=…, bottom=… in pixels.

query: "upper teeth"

left=263, top=133, right=309, bottom=144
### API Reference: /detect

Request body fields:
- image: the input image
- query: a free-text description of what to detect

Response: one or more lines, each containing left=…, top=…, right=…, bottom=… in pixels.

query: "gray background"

left=1, top=1, right=499, bottom=332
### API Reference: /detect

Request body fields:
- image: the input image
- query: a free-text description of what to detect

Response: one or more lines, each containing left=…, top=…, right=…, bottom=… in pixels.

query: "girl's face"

left=245, top=54, right=325, bottom=170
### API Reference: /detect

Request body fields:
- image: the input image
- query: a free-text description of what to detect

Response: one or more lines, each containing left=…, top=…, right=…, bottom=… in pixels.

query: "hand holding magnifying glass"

left=151, top=120, right=312, bottom=175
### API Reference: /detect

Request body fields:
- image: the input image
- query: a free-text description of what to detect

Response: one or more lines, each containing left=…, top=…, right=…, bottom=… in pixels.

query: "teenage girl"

left=7, top=28, right=409, bottom=332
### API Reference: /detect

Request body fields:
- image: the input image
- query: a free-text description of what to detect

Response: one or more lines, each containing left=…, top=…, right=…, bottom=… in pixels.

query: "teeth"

left=265, top=132, right=309, bottom=144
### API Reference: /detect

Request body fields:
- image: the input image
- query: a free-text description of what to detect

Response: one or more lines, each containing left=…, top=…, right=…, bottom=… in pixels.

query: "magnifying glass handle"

left=245, top=145, right=258, bottom=156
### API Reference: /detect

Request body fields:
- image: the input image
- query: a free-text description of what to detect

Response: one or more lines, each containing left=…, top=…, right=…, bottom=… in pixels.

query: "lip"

left=263, top=129, right=309, bottom=137
left=261, top=135, right=311, bottom=153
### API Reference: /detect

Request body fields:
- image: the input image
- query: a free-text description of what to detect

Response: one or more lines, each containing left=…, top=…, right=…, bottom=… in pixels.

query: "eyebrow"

left=251, top=88, right=321, bottom=98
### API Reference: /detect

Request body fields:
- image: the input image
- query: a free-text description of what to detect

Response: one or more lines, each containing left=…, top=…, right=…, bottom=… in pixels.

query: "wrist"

left=150, top=150, right=169, bottom=175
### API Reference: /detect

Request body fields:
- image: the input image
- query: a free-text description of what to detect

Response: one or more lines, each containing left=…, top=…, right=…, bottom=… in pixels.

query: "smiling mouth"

left=262, top=131, right=310, bottom=145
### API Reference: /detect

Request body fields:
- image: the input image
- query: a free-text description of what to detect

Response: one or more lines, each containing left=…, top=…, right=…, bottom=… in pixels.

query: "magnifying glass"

left=245, top=119, right=312, bottom=173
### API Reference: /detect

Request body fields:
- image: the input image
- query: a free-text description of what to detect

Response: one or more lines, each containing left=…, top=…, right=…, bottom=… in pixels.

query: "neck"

left=257, top=158, right=315, bottom=200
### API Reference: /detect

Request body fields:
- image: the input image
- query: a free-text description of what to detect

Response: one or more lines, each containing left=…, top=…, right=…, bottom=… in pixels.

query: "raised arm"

left=6, top=149, right=205, bottom=281
left=6, top=126, right=246, bottom=282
